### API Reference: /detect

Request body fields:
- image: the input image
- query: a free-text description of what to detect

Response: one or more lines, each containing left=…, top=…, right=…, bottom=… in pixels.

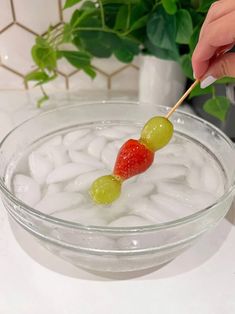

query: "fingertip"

left=200, top=75, right=217, bottom=89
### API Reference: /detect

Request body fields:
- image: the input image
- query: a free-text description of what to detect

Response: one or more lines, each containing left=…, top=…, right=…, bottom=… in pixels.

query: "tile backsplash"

left=0, top=0, right=139, bottom=91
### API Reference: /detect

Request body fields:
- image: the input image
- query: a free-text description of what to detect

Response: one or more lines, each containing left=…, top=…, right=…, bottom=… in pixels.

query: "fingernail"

left=193, top=71, right=196, bottom=79
left=200, top=76, right=216, bottom=89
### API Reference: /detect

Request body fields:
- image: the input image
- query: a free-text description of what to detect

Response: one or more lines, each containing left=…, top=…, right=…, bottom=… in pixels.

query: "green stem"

left=212, top=86, right=216, bottom=99
left=152, top=0, right=161, bottom=11
left=126, top=3, right=131, bottom=30
left=40, top=85, right=47, bottom=97
left=98, top=0, right=105, bottom=28
left=73, top=26, right=117, bottom=33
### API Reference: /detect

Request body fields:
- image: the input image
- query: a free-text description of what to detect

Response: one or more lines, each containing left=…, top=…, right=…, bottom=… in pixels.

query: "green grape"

left=140, top=116, right=173, bottom=152
left=90, top=175, right=122, bottom=204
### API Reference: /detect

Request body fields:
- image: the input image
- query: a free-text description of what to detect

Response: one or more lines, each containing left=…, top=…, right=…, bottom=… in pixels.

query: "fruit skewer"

left=90, top=80, right=199, bottom=204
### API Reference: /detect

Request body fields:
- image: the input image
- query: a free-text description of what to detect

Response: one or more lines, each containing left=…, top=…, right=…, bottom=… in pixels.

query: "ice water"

left=9, top=122, right=226, bottom=227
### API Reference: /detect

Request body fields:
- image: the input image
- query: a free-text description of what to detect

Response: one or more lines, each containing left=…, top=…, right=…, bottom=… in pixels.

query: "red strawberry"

left=113, top=139, right=154, bottom=180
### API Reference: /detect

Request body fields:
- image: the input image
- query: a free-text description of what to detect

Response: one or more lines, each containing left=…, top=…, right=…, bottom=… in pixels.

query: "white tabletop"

left=0, top=91, right=235, bottom=314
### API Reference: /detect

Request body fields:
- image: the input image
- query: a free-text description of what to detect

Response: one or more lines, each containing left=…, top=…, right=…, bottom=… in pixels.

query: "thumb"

left=200, top=53, right=235, bottom=89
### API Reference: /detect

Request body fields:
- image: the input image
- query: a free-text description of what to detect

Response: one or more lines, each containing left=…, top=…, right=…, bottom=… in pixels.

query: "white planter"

left=139, top=56, right=186, bottom=107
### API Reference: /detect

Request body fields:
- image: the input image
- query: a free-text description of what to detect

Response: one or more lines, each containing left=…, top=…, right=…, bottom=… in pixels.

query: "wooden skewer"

left=165, top=79, right=200, bottom=119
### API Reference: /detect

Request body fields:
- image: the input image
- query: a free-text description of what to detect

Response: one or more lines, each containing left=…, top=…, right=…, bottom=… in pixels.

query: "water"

left=9, top=122, right=226, bottom=227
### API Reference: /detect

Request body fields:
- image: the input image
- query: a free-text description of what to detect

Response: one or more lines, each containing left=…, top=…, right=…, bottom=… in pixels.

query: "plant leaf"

left=37, top=94, right=49, bottom=108
left=198, top=0, right=215, bottom=13
left=35, top=73, right=57, bottom=86
left=64, top=0, right=82, bottom=9
left=25, top=70, right=49, bottom=82
left=189, top=25, right=201, bottom=53
left=215, top=77, right=235, bottom=84
left=60, top=50, right=91, bottom=68
left=62, top=23, right=73, bottom=43
left=114, top=38, right=139, bottom=62
left=189, top=83, right=213, bottom=99
left=203, top=96, right=230, bottom=121
left=83, top=66, right=96, bottom=78
left=162, top=0, right=177, bottom=15
left=180, top=54, right=193, bottom=79
left=114, top=5, right=129, bottom=31
left=78, top=32, right=121, bottom=58
left=147, top=7, right=177, bottom=53
left=129, top=14, right=148, bottom=32
left=176, top=9, right=193, bottom=44
left=70, top=3, right=97, bottom=27
left=145, top=39, right=179, bottom=61
left=101, top=0, right=140, bottom=4
left=31, top=44, right=57, bottom=71
left=35, top=36, right=49, bottom=47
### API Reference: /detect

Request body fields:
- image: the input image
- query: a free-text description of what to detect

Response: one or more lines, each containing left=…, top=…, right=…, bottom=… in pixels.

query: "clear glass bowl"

left=0, top=101, right=234, bottom=273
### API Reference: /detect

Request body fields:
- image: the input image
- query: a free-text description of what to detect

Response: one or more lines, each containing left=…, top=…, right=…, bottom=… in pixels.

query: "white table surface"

left=0, top=91, right=234, bottom=314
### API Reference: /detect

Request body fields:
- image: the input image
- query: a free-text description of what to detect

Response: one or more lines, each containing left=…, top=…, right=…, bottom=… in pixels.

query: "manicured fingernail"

left=200, top=76, right=216, bottom=89
left=193, top=71, right=196, bottom=79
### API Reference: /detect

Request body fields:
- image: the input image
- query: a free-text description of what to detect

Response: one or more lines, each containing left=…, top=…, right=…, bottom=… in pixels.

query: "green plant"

left=26, top=0, right=235, bottom=121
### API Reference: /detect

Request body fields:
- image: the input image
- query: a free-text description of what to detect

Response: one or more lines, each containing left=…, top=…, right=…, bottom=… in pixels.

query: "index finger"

left=192, top=11, right=235, bottom=78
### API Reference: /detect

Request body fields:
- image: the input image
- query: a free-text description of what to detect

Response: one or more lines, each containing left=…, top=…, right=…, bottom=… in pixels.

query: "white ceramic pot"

left=139, top=55, right=186, bottom=107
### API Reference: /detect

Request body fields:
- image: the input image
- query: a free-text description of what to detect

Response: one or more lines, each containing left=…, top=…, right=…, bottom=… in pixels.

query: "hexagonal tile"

left=14, top=0, right=60, bottom=34
left=44, top=74, right=67, bottom=92
left=0, top=67, right=24, bottom=89
left=61, top=0, right=83, bottom=22
left=0, top=0, right=13, bottom=32
left=111, top=66, right=139, bottom=91
left=69, top=70, right=108, bottom=90
left=0, top=25, right=36, bottom=75
left=57, top=58, right=75, bottom=75
left=92, top=56, right=126, bottom=75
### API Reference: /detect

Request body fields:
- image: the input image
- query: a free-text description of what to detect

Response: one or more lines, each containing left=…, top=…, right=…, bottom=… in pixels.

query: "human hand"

left=192, top=0, right=235, bottom=88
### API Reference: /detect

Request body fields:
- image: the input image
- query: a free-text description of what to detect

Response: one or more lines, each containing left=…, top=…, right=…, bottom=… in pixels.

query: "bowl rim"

left=0, top=100, right=234, bottom=234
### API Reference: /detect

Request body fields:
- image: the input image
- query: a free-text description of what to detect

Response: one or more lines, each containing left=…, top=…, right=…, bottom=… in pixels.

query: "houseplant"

left=26, top=0, right=235, bottom=121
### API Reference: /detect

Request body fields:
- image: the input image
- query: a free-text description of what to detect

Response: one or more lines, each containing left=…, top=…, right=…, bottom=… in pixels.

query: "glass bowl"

left=0, top=101, right=234, bottom=273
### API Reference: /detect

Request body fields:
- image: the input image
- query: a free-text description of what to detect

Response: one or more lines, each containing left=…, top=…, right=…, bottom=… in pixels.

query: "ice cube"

left=70, top=133, right=94, bottom=150
left=96, top=198, right=130, bottom=223
left=113, top=139, right=124, bottom=150
left=28, top=151, right=54, bottom=184
left=35, top=192, right=84, bottom=214
left=183, top=142, right=205, bottom=167
left=157, top=143, right=184, bottom=157
left=113, top=126, right=138, bottom=134
left=101, top=142, right=118, bottom=170
left=13, top=174, right=41, bottom=206
left=154, top=155, right=190, bottom=167
left=151, top=194, right=193, bottom=217
left=37, top=136, right=62, bottom=154
left=53, top=207, right=106, bottom=226
left=65, top=169, right=108, bottom=192
left=122, top=182, right=155, bottom=200
left=96, top=128, right=125, bottom=139
left=138, top=164, right=187, bottom=183
left=68, top=150, right=104, bottom=169
left=109, top=215, right=151, bottom=227
left=46, top=145, right=69, bottom=167
left=201, top=164, right=224, bottom=196
left=131, top=198, right=171, bottom=223
left=156, top=182, right=215, bottom=209
left=63, top=129, right=90, bottom=147
left=45, top=183, right=63, bottom=196
left=187, top=166, right=202, bottom=190
left=87, top=136, right=107, bottom=159
left=46, top=163, right=95, bottom=184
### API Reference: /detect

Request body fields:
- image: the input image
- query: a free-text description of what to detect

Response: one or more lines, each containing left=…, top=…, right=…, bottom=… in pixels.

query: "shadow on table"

left=9, top=202, right=235, bottom=281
